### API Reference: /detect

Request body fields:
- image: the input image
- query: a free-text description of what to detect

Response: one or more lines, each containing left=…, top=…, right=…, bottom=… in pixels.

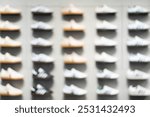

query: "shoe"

left=31, top=37, right=52, bottom=47
left=95, top=52, right=117, bottom=63
left=0, top=20, right=20, bottom=31
left=96, top=20, right=117, bottom=30
left=31, top=84, right=52, bottom=96
left=61, top=36, right=84, bottom=48
left=0, top=84, right=22, bottom=96
left=31, top=6, right=52, bottom=14
left=96, top=85, right=119, bottom=95
left=32, top=53, right=54, bottom=63
left=128, top=5, right=149, bottom=14
left=64, top=68, right=87, bottom=79
left=31, top=22, right=53, bottom=30
left=63, top=20, right=84, bottom=31
left=96, top=5, right=117, bottom=14
left=63, top=84, right=87, bottom=96
left=128, top=20, right=149, bottom=30
left=32, top=68, right=53, bottom=80
left=96, top=68, right=119, bottom=79
left=62, top=4, right=83, bottom=15
left=0, top=68, right=23, bottom=80
left=127, top=36, right=149, bottom=47
left=127, top=69, right=149, bottom=80
left=95, top=36, right=117, bottom=46
left=129, top=85, right=150, bottom=96
left=129, top=53, right=150, bottom=62
left=0, top=5, right=20, bottom=14
left=64, top=52, right=86, bottom=64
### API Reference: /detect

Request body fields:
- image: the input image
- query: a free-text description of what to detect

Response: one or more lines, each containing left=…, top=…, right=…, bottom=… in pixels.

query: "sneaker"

left=61, top=36, right=84, bottom=48
left=128, top=20, right=149, bottom=30
left=128, top=5, right=149, bottom=14
left=0, top=68, right=23, bottom=80
left=127, top=36, right=149, bottom=47
left=96, top=85, right=119, bottom=95
left=31, top=22, right=53, bottom=30
left=31, top=38, right=52, bottom=47
left=0, top=5, right=20, bottom=14
left=64, top=68, right=87, bottom=79
left=96, top=68, right=119, bottom=79
left=32, top=53, right=54, bottom=63
left=31, top=6, right=52, bottom=14
left=63, top=20, right=84, bottom=31
left=95, top=52, right=117, bottom=63
left=127, top=69, right=149, bottom=80
left=95, top=36, right=117, bottom=46
left=96, top=20, right=117, bottom=30
left=64, top=52, right=86, bottom=64
left=96, top=5, right=117, bottom=14
left=129, top=53, right=150, bottom=62
left=62, top=4, right=83, bottom=15
left=63, top=84, right=87, bottom=96
left=129, top=85, right=150, bottom=96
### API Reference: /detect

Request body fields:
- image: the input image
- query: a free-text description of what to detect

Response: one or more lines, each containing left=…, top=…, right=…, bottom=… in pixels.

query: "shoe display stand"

left=0, top=0, right=150, bottom=100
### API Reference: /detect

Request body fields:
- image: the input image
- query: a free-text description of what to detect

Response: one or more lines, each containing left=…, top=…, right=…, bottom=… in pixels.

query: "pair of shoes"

left=31, top=22, right=53, bottom=30
left=0, top=68, right=23, bottom=80
left=61, top=36, right=84, bottom=48
left=129, top=85, right=150, bottom=96
left=32, top=68, right=53, bottom=80
left=96, top=68, right=119, bottom=79
left=127, top=69, right=149, bottom=80
left=95, top=52, right=117, bottom=63
left=127, top=36, right=149, bottom=47
left=0, top=36, right=21, bottom=47
left=64, top=52, right=86, bottom=64
left=31, top=6, right=53, bottom=14
left=129, top=53, right=150, bottom=62
left=96, top=5, right=117, bottom=14
left=95, top=36, right=117, bottom=47
left=0, top=5, right=20, bottom=14
left=62, top=4, right=83, bottom=15
left=0, top=52, right=21, bottom=64
left=128, top=20, right=149, bottom=30
left=64, top=68, right=87, bottom=79
left=0, top=20, right=20, bottom=31
left=96, top=85, right=119, bottom=95
left=96, top=20, right=117, bottom=30
left=63, top=84, right=87, bottom=96
left=0, top=84, right=22, bottom=96
left=32, top=53, right=54, bottom=63
left=31, top=37, right=52, bottom=47
left=31, top=84, right=52, bottom=96
left=63, top=20, right=84, bottom=31
left=128, top=5, right=149, bottom=14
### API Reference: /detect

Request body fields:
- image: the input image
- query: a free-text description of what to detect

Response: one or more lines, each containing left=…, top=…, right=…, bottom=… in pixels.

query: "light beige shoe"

left=0, top=21, right=20, bottom=31
left=0, top=5, right=21, bottom=14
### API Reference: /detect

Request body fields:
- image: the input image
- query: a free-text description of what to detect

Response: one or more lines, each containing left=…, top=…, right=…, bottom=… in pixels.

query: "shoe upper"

left=31, top=22, right=53, bottom=30
left=0, top=5, right=20, bottom=13
left=128, top=6, right=148, bottom=13
left=96, top=5, right=117, bottom=13
left=31, top=6, right=52, bottom=13
left=129, top=53, right=150, bottom=62
left=31, top=38, right=52, bottom=46
left=62, top=4, right=83, bottom=13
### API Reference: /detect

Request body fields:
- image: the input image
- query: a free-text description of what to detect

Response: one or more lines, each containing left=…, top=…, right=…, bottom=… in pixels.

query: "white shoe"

left=128, top=20, right=149, bottom=30
left=96, top=5, right=117, bottom=14
left=96, top=20, right=117, bottom=30
left=0, top=5, right=20, bottom=14
left=127, top=36, right=149, bottom=47
left=31, top=6, right=52, bottom=14
left=63, top=84, right=87, bottom=96
left=61, top=36, right=84, bottom=48
left=64, top=68, right=87, bottom=79
left=31, top=22, right=53, bottom=30
left=96, top=85, right=119, bottom=95
left=97, top=68, right=119, bottom=79
left=95, top=52, right=117, bottom=63
left=129, top=85, right=150, bottom=96
left=31, top=38, right=52, bottom=47
left=0, top=21, right=20, bottom=30
left=128, top=5, right=149, bottom=14
left=95, top=36, right=117, bottom=46
left=129, top=53, right=150, bottom=62
left=64, top=20, right=84, bottom=31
